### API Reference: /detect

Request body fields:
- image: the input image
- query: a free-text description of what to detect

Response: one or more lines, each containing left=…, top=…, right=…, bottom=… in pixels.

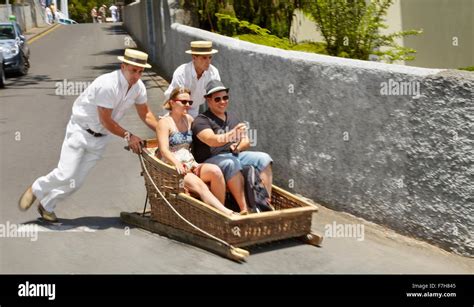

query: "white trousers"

left=32, top=119, right=110, bottom=212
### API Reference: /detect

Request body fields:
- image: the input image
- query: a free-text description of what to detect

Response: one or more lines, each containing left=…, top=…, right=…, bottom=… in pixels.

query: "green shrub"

left=304, top=0, right=422, bottom=62
left=236, top=34, right=327, bottom=54
left=458, top=66, right=474, bottom=72
left=216, top=14, right=327, bottom=54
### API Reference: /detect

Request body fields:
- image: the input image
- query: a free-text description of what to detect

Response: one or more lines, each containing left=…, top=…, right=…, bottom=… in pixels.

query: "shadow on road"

left=21, top=216, right=133, bottom=231
left=92, top=48, right=124, bottom=56
left=102, top=24, right=127, bottom=35
left=85, top=63, right=120, bottom=73
left=246, top=238, right=317, bottom=255
left=4, top=74, right=64, bottom=89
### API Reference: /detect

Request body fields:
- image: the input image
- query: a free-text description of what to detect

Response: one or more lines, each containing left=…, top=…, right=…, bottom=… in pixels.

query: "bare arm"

left=231, top=136, right=250, bottom=153
left=135, top=102, right=158, bottom=131
left=196, top=123, right=247, bottom=147
left=98, top=106, right=142, bottom=153
left=97, top=106, right=128, bottom=138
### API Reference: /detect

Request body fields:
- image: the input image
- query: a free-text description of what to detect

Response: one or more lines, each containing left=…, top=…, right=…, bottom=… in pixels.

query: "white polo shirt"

left=71, top=70, right=147, bottom=134
left=164, top=61, right=220, bottom=118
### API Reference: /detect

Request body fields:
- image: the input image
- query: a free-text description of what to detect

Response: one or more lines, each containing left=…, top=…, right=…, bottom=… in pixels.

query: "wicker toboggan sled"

left=120, top=139, right=323, bottom=262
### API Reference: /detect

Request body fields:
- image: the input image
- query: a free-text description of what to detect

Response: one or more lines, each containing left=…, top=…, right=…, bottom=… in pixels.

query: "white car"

left=57, top=18, right=78, bottom=25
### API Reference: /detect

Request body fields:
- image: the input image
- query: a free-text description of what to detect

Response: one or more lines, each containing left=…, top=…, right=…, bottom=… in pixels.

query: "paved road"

left=0, top=23, right=472, bottom=274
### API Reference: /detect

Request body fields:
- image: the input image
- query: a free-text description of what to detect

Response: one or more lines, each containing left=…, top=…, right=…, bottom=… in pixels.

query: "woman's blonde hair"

left=163, top=87, right=191, bottom=110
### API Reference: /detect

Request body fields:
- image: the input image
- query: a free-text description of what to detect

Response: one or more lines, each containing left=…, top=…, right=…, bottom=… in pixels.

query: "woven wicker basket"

left=140, top=140, right=318, bottom=247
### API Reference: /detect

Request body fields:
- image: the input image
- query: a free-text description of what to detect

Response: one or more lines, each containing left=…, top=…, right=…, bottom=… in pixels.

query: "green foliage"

left=231, top=0, right=300, bottom=38
left=458, top=66, right=474, bottom=72
left=180, top=0, right=301, bottom=38
left=290, top=41, right=328, bottom=54
left=215, top=5, right=238, bottom=36
left=216, top=13, right=271, bottom=36
left=68, top=0, right=113, bottom=23
left=68, top=0, right=88, bottom=23
left=304, top=0, right=422, bottom=62
left=237, top=34, right=327, bottom=54
left=216, top=13, right=327, bottom=54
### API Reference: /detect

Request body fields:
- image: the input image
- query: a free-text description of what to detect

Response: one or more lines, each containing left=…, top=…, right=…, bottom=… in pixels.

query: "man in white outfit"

left=109, top=5, right=118, bottom=23
left=164, top=41, right=220, bottom=118
left=18, top=49, right=158, bottom=222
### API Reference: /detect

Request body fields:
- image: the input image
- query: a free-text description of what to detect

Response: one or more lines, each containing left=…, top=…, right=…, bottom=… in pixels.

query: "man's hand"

left=127, top=134, right=143, bottom=154
left=196, top=123, right=248, bottom=148
left=229, top=123, right=247, bottom=143
left=230, top=141, right=240, bottom=156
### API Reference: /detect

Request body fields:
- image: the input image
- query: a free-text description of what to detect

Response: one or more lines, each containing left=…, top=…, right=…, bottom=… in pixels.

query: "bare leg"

left=260, top=164, right=273, bottom=200
left=184, top=173, right=234, bottom=215
left=227, top=172, right=248, bottom=213
left=198, top=163, right=226, bottom=204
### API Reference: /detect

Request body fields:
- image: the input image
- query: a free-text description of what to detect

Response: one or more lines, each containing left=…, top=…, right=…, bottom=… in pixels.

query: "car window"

left=15, top=23, right=23, bottom=36
left=0, top=25, right=15, bottom=40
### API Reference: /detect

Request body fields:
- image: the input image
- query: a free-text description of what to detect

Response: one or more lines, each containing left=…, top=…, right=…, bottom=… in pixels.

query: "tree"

left=68, top=0, right=113, bottom=23
left=305, top=0, right=422, bottom=62
left=180, top=0, right=302, bottom=38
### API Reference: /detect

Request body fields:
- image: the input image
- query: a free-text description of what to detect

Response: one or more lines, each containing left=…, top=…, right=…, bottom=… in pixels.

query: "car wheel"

left=19, top=55, right=29, bottom=76
left=0, top=65, right=5, bottom=89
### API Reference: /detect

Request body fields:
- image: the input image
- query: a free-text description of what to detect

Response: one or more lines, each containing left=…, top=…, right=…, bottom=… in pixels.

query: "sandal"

left=239, top=209, right=249, bottom=215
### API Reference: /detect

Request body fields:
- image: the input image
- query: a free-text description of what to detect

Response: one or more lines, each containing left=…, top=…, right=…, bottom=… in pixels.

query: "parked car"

left=0, top=22, right=30, bottom=75
left=0, top=51, right=5, bottom=88
left=57, top=18, right=78, bottom=25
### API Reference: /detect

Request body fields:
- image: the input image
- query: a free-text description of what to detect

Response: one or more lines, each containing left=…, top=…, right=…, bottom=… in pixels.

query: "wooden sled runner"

left=121, top=139, right=323, bottom=262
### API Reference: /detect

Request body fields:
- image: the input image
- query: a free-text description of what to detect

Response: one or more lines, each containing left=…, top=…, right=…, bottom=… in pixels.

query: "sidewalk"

left=24, top=23, right=60, bottom=41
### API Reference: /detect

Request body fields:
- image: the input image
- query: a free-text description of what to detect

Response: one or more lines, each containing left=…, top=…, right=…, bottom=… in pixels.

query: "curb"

left=26, top=23, right=60, bottom=41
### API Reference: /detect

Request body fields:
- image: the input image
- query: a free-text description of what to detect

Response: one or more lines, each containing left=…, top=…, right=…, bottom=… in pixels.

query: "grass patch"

left=235, top=34, right=327, bottom=54
left=458, top=66, right=474, bottom=72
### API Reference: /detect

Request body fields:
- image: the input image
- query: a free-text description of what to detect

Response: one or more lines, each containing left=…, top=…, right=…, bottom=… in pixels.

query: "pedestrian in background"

left=45, top=6, right=53, bottom=25
left=98, top=5, right=107, bottom=23
left=91, top=7, right=98, bottom=23
left=109, top=4, right=118, bottom=23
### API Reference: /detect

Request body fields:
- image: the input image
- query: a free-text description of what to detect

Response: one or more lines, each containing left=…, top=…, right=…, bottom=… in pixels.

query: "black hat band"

left=191, top=47, right=213, bottom=53
left=124, top=55, right=148, bottom=65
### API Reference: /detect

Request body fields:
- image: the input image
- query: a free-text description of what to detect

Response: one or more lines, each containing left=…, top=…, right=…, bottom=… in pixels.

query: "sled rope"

left=139, top=154, right=234, bottom=248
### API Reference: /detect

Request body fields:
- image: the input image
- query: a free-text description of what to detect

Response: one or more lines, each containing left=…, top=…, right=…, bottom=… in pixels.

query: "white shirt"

left=71, top=70, right=147, bottom=134
left=109, top=5, right=118, bottom=18
left=164, top=61, right=220, bottom=118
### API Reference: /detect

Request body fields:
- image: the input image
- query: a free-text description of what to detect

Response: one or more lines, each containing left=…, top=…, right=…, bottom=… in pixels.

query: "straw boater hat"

left=117, top=48, right=152, bottom=68
left=185, top=41, right=218, bottom=55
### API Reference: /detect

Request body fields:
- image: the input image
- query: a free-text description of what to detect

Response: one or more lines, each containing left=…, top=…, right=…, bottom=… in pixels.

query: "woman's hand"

left=192, top=164, right=203, bottom=177
left=174, top=162, right=186, bottom=175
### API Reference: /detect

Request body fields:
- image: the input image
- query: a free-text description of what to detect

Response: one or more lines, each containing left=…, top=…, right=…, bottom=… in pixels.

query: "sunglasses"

left=213, top=95, right=229, bottom=103
left=174, top=99, right=194, bottom=106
